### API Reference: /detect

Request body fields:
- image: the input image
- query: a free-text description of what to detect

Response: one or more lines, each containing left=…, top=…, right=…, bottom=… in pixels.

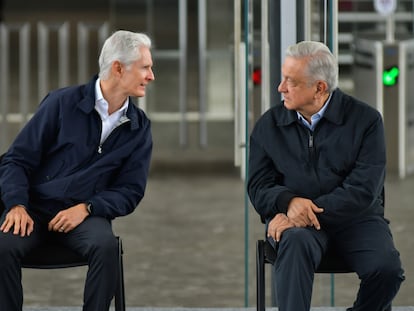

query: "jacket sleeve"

left=0, top=93, right=60, bottom=210
left=247, top=124, right=296, bottom=223
left=314, top=112, right=386, bottom=227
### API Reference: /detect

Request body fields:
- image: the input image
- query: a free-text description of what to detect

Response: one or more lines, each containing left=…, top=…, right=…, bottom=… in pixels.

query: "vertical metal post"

left=234, top=0, right=242, bottom=169
left=243, top=0, right=254, bottom=306
left=269, top=0, right=281, bottom=107
left=77, top=23, right=89, bottom=84
left=198, top=0, right=207, bottom=147
left=261, top=0, right=270, bottom=114
left=58, top=23, right=70, bottom=87
left=303, top=0, right=312, bottom=40
left=0, top=24, right=9, bottom=152
left=296, top=0, right=305, bottom=41
left=38, top=22, right=70, bottom=101
left=323, top=0, right=328, bottom=44
left=77, top=22, right=109, bottom=84
left=330, top=0, right=339, bottom=59
left=268, top=2, right=281, bottom=303
left=19, top=23, right=30, bottom=123
left=37, top=23, right=49, bottom=102
left=329, top=2, right=339, bottom=302
left=179, top=0, right=188, bottom=147
left=398, top=41, right=410, bottom=179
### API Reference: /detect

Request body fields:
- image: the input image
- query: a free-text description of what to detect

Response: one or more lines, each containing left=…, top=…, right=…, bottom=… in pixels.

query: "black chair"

left=22, top=236, right=126, bottom=311
left=256, top=238, right=352, bottom=311
left=0, top=155, right=126, bottom=311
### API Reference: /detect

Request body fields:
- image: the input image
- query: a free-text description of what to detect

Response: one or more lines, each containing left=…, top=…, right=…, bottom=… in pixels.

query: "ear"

left=111, top=61, right=123, bottom=77
left=316, top=81, right=328, bottom=94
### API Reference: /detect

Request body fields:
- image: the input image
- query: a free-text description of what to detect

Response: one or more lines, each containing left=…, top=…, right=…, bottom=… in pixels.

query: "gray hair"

left=98, top=30, right=152, bottom=80
left=286, top=41, right=338, bottom=92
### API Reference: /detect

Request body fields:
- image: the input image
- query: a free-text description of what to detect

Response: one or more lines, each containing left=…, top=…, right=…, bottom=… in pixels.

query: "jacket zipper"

left=97, top=116, right=131, bottom=154
left=309, top=133, right=314, bottom=149
left=308, top=130, right=322, bottom=191
left=308, top=131, right=316, bottom=165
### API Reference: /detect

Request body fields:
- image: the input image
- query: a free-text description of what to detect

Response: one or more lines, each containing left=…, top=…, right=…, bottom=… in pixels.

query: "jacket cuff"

left=276, top=190, right=297, bottom=214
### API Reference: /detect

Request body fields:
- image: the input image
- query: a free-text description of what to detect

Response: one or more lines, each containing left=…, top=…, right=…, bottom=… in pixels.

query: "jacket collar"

left=322, top=88, right=345, bottom=126
left=77, top=75, right=142, bottom=130
left=274, top=88, right=345, bottom=127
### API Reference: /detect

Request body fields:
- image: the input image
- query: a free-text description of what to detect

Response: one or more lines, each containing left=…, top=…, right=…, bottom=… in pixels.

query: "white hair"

left=286, top=41, right=338, bottom=92
left=98, top=30, right=152, bottom=80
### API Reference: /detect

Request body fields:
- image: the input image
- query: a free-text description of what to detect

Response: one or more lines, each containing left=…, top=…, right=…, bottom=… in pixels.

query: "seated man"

left=247, top=40, right=405, bottom=311
left=0, top=30, right=154, bottom=311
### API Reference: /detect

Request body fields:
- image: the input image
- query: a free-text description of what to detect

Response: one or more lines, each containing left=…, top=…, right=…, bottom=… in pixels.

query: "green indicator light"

left=383, top=66, right=399, bottom=86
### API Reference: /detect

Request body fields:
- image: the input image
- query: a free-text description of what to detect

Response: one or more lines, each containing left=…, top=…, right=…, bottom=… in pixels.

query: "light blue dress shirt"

left=297, top=93, right=332, bottom=131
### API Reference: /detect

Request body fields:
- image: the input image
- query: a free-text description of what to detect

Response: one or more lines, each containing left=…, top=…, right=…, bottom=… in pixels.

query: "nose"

left=148, top=68, right=155, bottom=81
left=277, top=79, right=286, bottom=93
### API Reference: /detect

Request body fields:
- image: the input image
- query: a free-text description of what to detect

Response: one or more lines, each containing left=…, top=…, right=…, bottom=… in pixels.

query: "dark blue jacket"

left=0, top=76, right=152, bottom=219
left=247, top=88, right=386, bottom=230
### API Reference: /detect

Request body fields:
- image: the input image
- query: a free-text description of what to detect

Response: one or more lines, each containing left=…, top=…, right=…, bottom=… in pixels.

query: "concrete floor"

left=21, top=308, right=414, bottom=311
left=20, top=167, right=414, bottom=309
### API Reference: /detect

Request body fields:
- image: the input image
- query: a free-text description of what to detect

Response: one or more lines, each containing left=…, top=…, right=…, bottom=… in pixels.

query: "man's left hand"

left=48, top=203, right=89, bottom=233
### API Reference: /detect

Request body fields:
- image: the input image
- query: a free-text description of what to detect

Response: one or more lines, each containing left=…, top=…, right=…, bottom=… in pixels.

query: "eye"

left=286, top=79, right=297, bottom=86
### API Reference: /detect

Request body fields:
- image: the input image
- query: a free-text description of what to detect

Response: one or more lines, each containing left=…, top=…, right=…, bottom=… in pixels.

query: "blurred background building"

left=1, top=0, right=414, bottom=174
left=1, top=0, right=414, bottom=309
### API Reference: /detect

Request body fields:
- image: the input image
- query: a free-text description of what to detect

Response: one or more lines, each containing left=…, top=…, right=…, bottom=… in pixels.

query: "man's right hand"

left=0, top=205, right=34, bottom=237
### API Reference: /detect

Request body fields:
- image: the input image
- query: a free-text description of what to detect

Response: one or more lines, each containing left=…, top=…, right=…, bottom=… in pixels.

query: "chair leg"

left=257, top=240, right=266, bottom=311
left=115, top=237, right=126, bottom=311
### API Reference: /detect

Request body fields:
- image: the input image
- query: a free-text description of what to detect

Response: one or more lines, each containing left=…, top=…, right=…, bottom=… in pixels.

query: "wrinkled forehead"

left=282, top=56, right=310, bottom=78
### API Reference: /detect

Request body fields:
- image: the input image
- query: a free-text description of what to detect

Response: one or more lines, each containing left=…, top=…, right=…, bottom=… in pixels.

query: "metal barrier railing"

left=0, top=22, right=31, bottom=151
left=0, top=21, right=109, bottom=152
left=37, top=22, right=70, bottom=102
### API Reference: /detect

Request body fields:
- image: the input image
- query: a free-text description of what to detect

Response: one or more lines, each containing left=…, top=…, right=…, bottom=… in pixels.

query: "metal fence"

left=0, top=21, right=109, bottom=152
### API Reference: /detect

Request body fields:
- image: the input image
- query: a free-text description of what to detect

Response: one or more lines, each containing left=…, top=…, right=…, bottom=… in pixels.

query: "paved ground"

left=21, top=308, right=414, bottom=311
left=20, top=165, right=414, bottom=309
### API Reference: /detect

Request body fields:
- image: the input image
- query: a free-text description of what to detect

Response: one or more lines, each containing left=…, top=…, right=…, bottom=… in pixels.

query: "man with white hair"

left=248, top=41, right=405, bottom=311
left=0, top=30, right=154, bottom=311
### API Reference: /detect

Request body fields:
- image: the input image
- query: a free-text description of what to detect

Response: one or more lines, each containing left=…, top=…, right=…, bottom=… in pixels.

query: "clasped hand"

left=267, top=197, right=323, bottom=242
left=0, top=203, right=89, bottom=237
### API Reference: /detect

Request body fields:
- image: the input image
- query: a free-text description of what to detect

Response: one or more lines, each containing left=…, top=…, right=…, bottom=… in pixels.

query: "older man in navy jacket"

left=0, top=30, right=154, bottom=311
left=248, top=41, right=404, bottom=311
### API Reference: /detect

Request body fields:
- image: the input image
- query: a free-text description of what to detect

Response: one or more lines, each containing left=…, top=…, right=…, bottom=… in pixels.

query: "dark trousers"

left=0, top=210, right=119, bottom=311
left=272, top=216, right=405, bottom=311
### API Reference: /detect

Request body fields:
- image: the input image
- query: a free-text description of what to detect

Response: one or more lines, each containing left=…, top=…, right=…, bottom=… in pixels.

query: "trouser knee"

left=361, top=251, right=405, bottom=286
left=276, top=227, right=326, bottom=269
left=0, top=232, right=32, bottom=268
left=87, top=234, right=118, bottom=265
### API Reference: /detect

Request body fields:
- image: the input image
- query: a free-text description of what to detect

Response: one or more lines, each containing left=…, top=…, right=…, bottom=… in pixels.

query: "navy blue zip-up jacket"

left=247, top=88, right=386, bottom=230
left=0, top=76, right=152, bottom=219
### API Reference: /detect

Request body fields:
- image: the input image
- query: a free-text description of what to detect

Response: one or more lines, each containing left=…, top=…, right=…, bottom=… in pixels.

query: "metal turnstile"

left=354, top=37, right=414, bottom=178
